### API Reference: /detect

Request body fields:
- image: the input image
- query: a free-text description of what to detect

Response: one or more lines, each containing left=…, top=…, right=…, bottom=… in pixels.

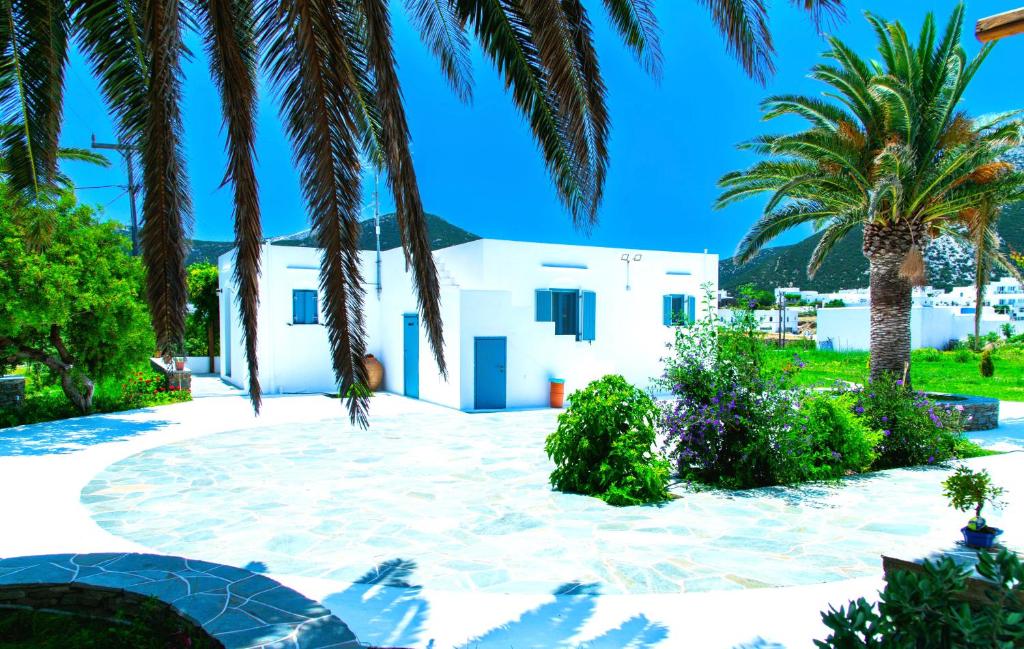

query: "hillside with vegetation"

left=720, top=202, right=1024, bottom=293
left=184, top=212, right=479, bottom=264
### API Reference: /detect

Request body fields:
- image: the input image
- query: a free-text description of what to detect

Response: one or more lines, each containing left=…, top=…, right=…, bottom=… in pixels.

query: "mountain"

left=719, top=201, right=1024, bottom=293
left=183, top=212, right=479, bottom=265
left=269, top=212, right=479, bottom=251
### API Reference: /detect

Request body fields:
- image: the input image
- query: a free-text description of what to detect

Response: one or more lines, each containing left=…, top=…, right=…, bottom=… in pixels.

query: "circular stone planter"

left=927, top=393, right=1000, bottom=431
left=0, top=553, right=360, bottom=649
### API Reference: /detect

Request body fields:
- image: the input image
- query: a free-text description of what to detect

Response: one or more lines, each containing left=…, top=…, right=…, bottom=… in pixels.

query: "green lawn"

left=769, top=346, right=1024, bottom=402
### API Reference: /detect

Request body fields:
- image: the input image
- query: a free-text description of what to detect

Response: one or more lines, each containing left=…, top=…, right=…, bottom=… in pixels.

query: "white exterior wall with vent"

left=218, top=239, right=717, bottom=411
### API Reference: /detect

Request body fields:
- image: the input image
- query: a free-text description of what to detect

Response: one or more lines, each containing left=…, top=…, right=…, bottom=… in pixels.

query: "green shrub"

left=954, top=347, right=974, bottom=363
left=816, top=550, right=1024, bottom=648
left=911, top=347, right=942, bottom=363
left=0, top=366, right=191, bottom=428
left=545, top=375, right=670, bottom=506
left=979, top=349, right=995, bottom=377
left=783, top=393, right=880, bottom=482
left=845, top=375, right=967, bottom=470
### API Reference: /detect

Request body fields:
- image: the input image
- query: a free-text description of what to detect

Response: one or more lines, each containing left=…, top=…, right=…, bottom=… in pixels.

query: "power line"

left=91, top=135, right=141, bottom=256
left=76, top=184, right=126, bottom=190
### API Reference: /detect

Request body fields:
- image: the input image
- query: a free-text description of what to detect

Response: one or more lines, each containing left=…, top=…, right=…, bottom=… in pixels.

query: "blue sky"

left=58, top=1, right=1024, bottom=259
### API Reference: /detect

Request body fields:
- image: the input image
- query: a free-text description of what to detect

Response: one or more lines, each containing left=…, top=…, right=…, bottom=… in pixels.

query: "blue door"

left=403, top=314, right=419, bottom=398
left=474, top=337, right=507, bottom=410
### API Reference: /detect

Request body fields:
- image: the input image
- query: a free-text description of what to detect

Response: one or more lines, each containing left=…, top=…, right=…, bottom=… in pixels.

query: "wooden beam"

left=976, top=7, right=1024, bottom=42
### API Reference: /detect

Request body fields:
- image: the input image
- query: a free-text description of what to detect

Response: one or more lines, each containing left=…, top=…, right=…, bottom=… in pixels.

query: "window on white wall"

left=663, top=294, right=695, bottom=326
left=536, top=289, right=596, bottom=341
left=292, top=289, right=319, bottom=324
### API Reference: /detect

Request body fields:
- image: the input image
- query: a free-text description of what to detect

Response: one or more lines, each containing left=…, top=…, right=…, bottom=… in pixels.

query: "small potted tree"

left=942, top=465, right=1005, bottom=549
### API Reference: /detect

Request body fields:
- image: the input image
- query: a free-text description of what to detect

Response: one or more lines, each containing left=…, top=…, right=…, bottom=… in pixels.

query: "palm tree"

left=717, top=5, right=1024, bottom=383
left=964, top=201, right=1024, bottom=347
left=1, top=0, right=842, bottom=424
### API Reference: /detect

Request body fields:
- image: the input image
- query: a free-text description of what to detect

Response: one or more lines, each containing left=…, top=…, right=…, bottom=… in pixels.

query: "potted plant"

left=173, top=343, right=187, bottom=372
left=942, top=465, right=1005, bottom=549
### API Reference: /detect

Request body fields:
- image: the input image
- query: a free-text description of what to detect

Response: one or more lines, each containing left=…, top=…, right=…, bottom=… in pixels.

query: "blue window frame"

left=663, top=294, right=696, bottom=326
left=535, top=288, right=596, bottom=341
left=551, top=289, right=579, bottom=336
left=292, top=289, right=319, bottom=324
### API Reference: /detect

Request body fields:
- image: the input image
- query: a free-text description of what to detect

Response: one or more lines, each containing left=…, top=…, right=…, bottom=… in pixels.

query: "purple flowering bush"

left=842, top=374, right=970, bottom=469
left=659, top=286, right=878, bottom=488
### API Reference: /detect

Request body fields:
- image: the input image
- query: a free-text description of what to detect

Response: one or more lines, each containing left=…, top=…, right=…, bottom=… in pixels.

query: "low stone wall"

left=0, top=375, right=25, bottom=410
left=0, top=582, right=217, bottom=645
left=930, top=393, right=1000, bottom=431
left=0, top=553, right=360, bottom=649
left=148, top=358, right=192, bottom=391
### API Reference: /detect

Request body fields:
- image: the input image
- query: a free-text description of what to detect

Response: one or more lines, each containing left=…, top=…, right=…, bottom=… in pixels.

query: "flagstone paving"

left=0, top=552, right=359, bottom=649
left=80, top=404, right=1024, bottom=597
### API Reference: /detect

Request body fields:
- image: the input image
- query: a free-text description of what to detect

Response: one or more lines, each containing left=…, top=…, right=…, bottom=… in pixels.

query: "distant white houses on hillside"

left=719, top=307, right=800, bottom=334
left=218, top=239, right=717, bottom=410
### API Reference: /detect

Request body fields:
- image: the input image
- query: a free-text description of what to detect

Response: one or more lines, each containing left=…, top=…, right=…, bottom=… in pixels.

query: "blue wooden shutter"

left=580, top=291, right=596, bottom=341
left=535, top=289, right=552, bottom=322
left=687, top=295, right=696, bottom=325
left=663, top=295, right=673, bottom=326
left=309, top=291, right=319, bottom=324
left=292, top=290, right=302, bottom=323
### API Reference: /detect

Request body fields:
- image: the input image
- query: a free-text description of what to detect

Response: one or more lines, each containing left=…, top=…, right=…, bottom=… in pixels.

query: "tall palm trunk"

left=864, top=222, right=918, bottom=383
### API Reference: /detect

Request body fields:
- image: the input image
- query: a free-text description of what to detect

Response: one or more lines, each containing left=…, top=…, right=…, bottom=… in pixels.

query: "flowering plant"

left=840, top=374, right=967, bottom=469
left=659, top=285, right=810, bottom=488
left=119, top=370, right=191, bottom=409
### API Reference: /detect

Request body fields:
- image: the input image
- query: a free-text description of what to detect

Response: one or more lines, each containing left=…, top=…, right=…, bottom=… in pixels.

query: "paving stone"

left=0, top=553, right=361, bottom=649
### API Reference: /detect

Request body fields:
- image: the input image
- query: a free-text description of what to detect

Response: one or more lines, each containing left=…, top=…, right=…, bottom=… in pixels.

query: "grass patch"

left=771, top=347, right=1024, bottom=402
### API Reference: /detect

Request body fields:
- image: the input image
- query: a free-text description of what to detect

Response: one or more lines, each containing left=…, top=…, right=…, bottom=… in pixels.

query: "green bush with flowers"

left=1, top=366, right=191, bottom=429
left=659, top=284, right=988, bottom=490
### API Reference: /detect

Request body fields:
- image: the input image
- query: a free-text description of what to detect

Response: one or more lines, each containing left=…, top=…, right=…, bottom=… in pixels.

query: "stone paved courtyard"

left=2, top=394, right=1023, bottom=647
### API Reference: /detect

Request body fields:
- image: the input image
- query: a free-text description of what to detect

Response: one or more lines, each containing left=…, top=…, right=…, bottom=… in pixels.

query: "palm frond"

left=600, top=0, right=660, bottom=76
left=70, top=0, right=149, bottom=141
left=521, top=0, right=608, bottom=222
left=360, top=0, right=447, bottom=385
left=455, top=0, right=594, bottom=225
left=139, top=0, right=192, bottom=356
left=697, top=0, right=774, bottom=86
left=403, top=0, right=473, bottom=102
left=260, top=0, right=370, bottom=425
left=808, top=216, right=859, bottom=277
left=0, top=0, right=69, bottom=197
left=55, top=147, right=109, bottom=166
left=789, top=0, right=844, bottom=32
left=196, top=0, right=263, bottom=411
left=735, top=201, right=837, bottom=264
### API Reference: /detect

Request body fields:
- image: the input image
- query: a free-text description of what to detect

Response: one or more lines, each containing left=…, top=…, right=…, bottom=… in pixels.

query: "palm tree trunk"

left=864, top=223, right=916, bottom=382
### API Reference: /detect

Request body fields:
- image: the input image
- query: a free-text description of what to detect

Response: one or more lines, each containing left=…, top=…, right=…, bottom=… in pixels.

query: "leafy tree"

left=0, top=0, right=842, bottom=424
left=717, top=5, right=1024, bottom=383
left=0, top=188, right=154, bottom=412
left=185, top=262, right=219, bottom=371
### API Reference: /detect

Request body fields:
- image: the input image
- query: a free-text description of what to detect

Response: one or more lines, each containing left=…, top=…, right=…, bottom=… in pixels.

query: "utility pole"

left=374, top=172, right=382, bottom=300
left=91, top=135, right=141, bottom=256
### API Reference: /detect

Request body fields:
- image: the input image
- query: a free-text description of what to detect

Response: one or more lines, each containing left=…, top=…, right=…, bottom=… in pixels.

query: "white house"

left=719, top=307, right=800, bottom=334
left=218, top=239, right=717, bottom=411
left=817, top=305, right=1014, bottom=351
left=935, top=277, right=1024, bottom=321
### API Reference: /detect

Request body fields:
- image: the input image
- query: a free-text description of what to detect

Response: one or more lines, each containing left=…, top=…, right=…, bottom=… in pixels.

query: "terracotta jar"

left=364, top=354, right=384, bottom=391
left=549, top=379, right=565, bottom=408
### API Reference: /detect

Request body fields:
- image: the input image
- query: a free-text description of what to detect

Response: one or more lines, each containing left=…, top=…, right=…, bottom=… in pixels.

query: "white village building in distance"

left=774, top=277, right=1024, bottom=352
left=218, top=227, right=717, bottom=411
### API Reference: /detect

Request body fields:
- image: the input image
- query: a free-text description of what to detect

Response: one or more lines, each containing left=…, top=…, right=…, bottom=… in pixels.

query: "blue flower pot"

left=961, top=526, right=1002, bottom=549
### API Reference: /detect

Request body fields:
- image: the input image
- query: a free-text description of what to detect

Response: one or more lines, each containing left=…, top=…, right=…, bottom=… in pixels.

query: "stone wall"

left=931, top=393, right=1000, bottom=431
left=0, top=583, right=218, bottom=645
left=0, top=375, right=25, bottom=410
left=148, top=358, right=192, bottom=391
